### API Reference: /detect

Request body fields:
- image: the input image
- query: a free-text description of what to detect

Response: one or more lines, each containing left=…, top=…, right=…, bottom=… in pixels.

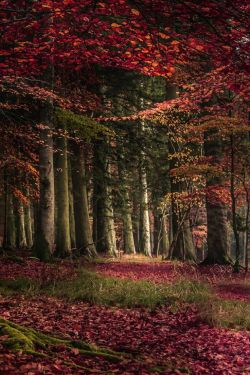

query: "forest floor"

left=0, top=254, right=249, bottom=374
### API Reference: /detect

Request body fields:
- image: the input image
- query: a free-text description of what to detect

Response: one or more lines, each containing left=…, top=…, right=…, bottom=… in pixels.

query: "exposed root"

left=0, top=317, right=126, bottom=363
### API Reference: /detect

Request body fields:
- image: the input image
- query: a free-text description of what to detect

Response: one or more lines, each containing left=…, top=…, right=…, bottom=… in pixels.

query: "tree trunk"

left=117, top=154, right=136, bottom=254
left=123, top=194, right=136, bottom=254
left=71, top=142, right=96, bottom=257
left=3, top=190, right=16, bottom=249
left=33, top=100, right=55, bottom=261
left=15, top=200, right=27, bottom=249
left=139, top=164, right=151, bottom=256
left=166, top=84, right=196, bottom=261
left=153, top=211, right=169, bottom=257
left=204, top=129, right=229, bottom=264
left=67, top=157, right=76, bottom=249
left=54, top=135, right=71, bottom=257
left=92, top=141, right=117, bottom=256
left=24, top=202, right=33, bottom=249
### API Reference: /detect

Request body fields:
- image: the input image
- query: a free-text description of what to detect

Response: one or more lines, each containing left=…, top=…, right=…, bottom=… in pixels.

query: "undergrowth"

left=0, top=269, right=249, bottom=330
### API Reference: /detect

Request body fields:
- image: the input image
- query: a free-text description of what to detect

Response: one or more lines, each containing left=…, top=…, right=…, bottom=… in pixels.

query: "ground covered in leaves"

left=0, top=255, right=249, bottom=374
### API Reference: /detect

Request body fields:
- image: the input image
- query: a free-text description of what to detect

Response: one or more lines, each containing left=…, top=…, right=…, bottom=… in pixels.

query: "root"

left=0, top=317, right=126, bottom=363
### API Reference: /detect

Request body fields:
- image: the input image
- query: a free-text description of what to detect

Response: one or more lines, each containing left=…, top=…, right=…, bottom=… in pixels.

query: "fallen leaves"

left=0, top=257, right=249, bottom=373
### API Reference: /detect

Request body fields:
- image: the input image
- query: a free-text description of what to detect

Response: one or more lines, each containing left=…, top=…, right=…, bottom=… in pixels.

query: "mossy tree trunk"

left=71, top=141, right=96, bottom=257
left=54, top=134, right=71, bottom=257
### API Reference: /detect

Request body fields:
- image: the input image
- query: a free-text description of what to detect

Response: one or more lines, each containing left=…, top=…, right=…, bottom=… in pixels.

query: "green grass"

left=199, top=299, right=250, bottom=331
left=0, top=278, right=40, bottom=295
left=0, top=269, right=249, bottom=330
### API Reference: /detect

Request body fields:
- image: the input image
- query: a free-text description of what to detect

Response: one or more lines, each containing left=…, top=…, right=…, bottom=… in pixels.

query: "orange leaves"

left=131, top=8, right=140, bottom=16
left=111, top=23, right=120, bottom=28
left=158, top=32, right=170, bottom=40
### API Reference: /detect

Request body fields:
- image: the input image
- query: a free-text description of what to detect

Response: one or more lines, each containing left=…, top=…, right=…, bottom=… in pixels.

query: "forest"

left=0, top=0, right=249, bottom=374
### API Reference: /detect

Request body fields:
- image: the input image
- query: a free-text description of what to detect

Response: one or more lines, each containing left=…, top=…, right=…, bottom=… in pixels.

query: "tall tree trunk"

left=33, top=100, right=55, bottom=261
left=92, top=141, right=117, bottom=256
left=204, top=129, right=229, bottom=264
left=139, top=81, right=151, bottom=257
left=166, top=84, right=196, bottom=261
left=71, top=142, right=96, bottom=257
left=117, top=154, right=136, bottom=254
left=68, top=157, right=76, bottom=249
left=54, top=134, right=71, bottom=257
left=139, top=165, right=151, bottom=256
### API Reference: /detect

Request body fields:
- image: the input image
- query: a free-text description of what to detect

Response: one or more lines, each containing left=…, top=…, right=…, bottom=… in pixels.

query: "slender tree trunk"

left=54, top=134, right=71, bottom=257
left=24, top=203, right=33, bottom=249
left=154, top=210, right=169, bottom=257
left=71, top=142, right=96, bottom=256
left=123, top=193, right=136, bottom=254
left=103, top=164, right=117, bottom=256
left=33, top=100, right=55, bottom=261
left=138, top=81, right=151, bottom=257
left=140, top=163, right=151, bottom=256
left=15, top=201, right=27, bottom=249
left=230, top=135, right=240, bottom=271
left=68, top=157, right=76, bottom=249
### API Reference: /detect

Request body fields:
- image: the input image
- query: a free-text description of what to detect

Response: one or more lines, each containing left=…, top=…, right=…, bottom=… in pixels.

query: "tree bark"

left=24, top=202, right=33, bottom=249
left=33, top=101, right=55, bottom=261
left=67, top=157, right=76, bottom=249
left=139, top=164, right=151, bottom=256
left=92, top=141, right=117, bottom=256
left=54, top=134, right=71, bottom=257
left=3, top=189, right=16, bottom=249
left=204, top=129, right=229, bottom=264
left=71, top=142, right=96, bottom=257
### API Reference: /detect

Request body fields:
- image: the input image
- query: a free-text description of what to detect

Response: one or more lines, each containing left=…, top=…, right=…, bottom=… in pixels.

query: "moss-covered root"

left=0, top=318, right=125, bottom=362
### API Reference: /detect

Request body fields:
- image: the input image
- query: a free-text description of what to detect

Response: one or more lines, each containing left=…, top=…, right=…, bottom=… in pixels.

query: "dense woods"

left=0, top=1, right=249, bottom=374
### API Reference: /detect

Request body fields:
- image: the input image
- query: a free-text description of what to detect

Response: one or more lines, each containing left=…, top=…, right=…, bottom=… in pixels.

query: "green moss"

left=0, top=318, right=126, bottom=362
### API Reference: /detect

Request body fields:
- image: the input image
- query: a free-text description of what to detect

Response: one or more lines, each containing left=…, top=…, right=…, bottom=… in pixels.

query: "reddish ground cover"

left=0, top=295, right=250, bottom=374
left=0, top=257, right=249, bottom=374
left=95, top=262, right=250, bottom=301
left=0, top=257, right=77, bottom=283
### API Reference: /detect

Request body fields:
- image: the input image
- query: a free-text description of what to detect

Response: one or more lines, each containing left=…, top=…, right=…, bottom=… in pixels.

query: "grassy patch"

left=0, top=270, right=249, bottom=330
left=0, top=278, right=39, bottom=295
left=198, top=298, right=250, bottom=330
left=48, top=269, right=173, bottom=309
left=47, top=269, right=213, bottom=310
